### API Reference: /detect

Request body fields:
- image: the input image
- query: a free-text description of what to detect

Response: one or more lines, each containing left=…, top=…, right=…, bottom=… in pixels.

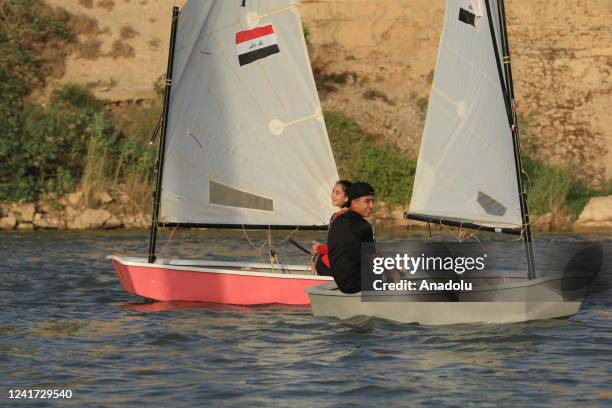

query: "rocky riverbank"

left=2, top=192, right=612, bottom=233
left=0, top=190, right=150, bottom=231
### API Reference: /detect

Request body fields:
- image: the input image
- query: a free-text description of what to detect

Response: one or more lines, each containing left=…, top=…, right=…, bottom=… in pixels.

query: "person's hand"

left=312, top=241, right=321, bottom=254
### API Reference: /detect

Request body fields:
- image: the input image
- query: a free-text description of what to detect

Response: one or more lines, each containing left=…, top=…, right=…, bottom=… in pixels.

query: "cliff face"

left=44, top=0, right=612, bottom=184
left=506, top=0, right=611, bottom=186
left=44, top=0, right=176, bottom=101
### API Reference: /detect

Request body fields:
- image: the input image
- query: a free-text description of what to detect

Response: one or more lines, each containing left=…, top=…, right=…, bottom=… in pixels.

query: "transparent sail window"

left=209, top=181, right=274, bottom=212
left=459, top=0, right=483, bottom=27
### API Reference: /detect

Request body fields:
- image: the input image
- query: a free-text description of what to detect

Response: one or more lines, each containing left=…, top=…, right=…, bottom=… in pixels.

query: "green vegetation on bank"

left=303, top=25, right=311, bottom=45
left=326, top=112, right=416, bottom=206
left=0, top=0, right=158, bottom=207
left=523, top=158, right=611, bottom=218
left=1, top=0, right=74, bottom=200
left=518, top=114, right=612, bottom=217
left=1, top=81, right=158, bottom=206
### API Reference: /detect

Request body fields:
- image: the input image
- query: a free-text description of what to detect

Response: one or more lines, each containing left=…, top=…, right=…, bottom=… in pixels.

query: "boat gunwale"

left=108, top=255, right=333, bottom=281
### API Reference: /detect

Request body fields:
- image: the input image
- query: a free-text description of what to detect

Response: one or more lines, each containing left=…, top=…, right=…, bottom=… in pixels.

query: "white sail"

left=159, top=0, right=339, bottom=227
left=408, top=0, right=522, bottom=229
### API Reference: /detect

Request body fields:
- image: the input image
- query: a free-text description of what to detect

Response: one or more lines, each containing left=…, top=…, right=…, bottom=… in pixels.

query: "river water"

left=1, top=229, right=610, bottom=407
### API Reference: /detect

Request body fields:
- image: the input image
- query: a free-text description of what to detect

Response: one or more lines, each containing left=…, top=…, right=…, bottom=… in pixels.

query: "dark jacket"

left=327, top=210, right=375, bottom=293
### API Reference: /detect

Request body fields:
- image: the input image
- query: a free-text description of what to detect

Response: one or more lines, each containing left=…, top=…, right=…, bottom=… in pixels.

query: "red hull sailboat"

left=111, top=0, right=338, bottom=305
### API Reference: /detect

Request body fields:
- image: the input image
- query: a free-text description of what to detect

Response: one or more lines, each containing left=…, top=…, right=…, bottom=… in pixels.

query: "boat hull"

left=110, top=256, right=332, bottom=305
left=307, top=276, right=588, bottom=325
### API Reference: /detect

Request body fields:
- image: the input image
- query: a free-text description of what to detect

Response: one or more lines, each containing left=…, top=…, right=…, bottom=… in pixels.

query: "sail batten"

left=408, top=0, right=523, bottom=230
left=159, top=0, right=339, bottom=227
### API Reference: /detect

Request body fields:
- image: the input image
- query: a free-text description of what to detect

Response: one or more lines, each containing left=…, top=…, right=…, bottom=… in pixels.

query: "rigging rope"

left=435, top=218, right=483, bottom=247
left=519, top=221, right=532, bottom=241
left=240, top=225, right=308, bottom=271
left=241, top=225, right=268, bottom=263
left=437, top=218, right=459, bottom=242
left=158, top=224, right=179, bottom=258
left=275, top=227, right=300, bottom=245
left=522, top=167, right=533, bottom=190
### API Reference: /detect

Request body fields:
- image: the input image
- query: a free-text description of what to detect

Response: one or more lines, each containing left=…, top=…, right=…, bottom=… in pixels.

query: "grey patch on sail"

left=209, top=181, right=273, bottom=212
left=477, top=191, right=507, bottom=216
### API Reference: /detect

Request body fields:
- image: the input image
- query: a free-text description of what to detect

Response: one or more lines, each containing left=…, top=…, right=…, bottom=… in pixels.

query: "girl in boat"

left=312, top=180, right=352, bottom=276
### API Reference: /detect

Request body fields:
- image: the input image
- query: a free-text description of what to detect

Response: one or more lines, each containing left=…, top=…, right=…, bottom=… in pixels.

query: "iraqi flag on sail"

left=235, top=25, right=280, bottom=66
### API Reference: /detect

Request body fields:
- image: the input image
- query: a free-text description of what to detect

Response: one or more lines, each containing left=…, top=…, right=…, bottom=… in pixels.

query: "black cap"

left=343, top=182, right=375, bottom=207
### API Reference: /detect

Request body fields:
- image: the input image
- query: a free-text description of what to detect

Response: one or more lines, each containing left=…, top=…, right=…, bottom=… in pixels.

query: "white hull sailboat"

left=111, top=0, right=338, bottom=305
left=308, top=0, right=593, bottom=324
left=308, top=275, right=589, bottom=325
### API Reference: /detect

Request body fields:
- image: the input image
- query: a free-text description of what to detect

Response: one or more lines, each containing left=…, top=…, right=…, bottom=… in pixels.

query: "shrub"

left=111, top=100, right=162, bottom=144
left=416, top=96, right=428, bottom=114
left=523, top=157, right=611, bottom=218
left=303, top=25, right=311, bottom=45
left=0, top=0, right=76, bottom=200
left=76, top=38, right=102, bottom=59
left=0, top=1, right=156, bottom=205
left=325, top=111, right=416, bottom=206
left=363, top=88, right=395, bottom=105
left=149, top=38, right=161, bottom=49
left=110, top=39, right=135, bottom=58
left=0, top=0, right=74, bottom=84
left=1, top=80, right=156, bottom=202
left=312, top=67, right=357, bottom=94
left=78, top=0, right=93, bottom=8
left=356, top=146, right=416, bottom=206
left=97, top=0, right=114, bottom=12
left=68, top=13, right=99, bottom=37
left=120, top=25, right=138, bottom=40
left=51, top=83, right=105, bottom=111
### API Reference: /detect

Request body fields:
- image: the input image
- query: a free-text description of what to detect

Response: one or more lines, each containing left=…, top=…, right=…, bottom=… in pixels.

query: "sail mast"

left=495, top=0, right=536, bottom=279
left=483, top=0, right=535, bottom=279
left=148, top=6, right=180, bottom=263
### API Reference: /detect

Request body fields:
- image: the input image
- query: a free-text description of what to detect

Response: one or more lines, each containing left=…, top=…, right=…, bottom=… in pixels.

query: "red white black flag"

left=235, top=25, right=280, bottom=66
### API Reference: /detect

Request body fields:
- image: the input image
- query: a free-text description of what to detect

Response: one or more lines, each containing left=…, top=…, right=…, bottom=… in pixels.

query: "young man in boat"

left=327, top=182, right=376, bottom=294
